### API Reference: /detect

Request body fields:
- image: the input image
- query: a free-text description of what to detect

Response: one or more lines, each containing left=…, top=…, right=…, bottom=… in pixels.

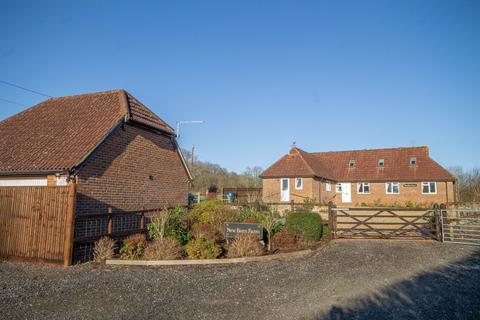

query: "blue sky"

left=1, top=1, right=479, bottom=173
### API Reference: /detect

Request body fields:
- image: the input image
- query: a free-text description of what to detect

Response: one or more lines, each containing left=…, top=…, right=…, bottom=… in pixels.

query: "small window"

left=410, top=157, right=417, bottom=166
left=422, top=182, right=437, bottom=194
left=335, top=183, right=342, bottom=193
left=349, top=160, right=356, bottom=168
left=357, top=182, right=370, bottom=194
left=378, top=159, right=384, bottom=167
left=295, top=177, right=303, bottom=190
left=386, top=182, right=400, bottom=194
left=326, top=183, right=332, bottom=192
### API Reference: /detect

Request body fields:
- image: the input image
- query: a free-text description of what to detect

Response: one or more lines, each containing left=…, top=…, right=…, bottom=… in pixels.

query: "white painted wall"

left=0, top=178, right=48, bottom=187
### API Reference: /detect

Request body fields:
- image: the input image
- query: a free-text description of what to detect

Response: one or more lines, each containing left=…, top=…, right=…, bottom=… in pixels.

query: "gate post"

left=328, top=202, right=337, bottom=240
left=433, top=204, right=441, bottom=242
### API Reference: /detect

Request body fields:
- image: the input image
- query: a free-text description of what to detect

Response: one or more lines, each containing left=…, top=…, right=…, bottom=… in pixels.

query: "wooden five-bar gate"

left=328, top=206, right=441, bottom=240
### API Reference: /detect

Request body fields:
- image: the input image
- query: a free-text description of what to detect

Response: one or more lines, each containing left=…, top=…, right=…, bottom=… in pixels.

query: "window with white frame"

left=295, top=177, right=303, bottom=190
left=326, top=183, right=332, bottom=192
left=336, top=183, right=342, bottom=193
left=357, top=182, right=370, bottom=194
left=349, top=160, right=356, bottom=168
left=378, top=159, right=384, bottom=167
left=386, top=182, right=400, bottom=194
left=422, top=182, right=436, bottom=194
left=410, top=157, right=417, bottom=166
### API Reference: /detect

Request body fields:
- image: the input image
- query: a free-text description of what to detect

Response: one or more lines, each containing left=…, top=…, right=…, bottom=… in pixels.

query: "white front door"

left=341, top=183, right=351, bottom=203
left=280, top=178, right=290, bottom=202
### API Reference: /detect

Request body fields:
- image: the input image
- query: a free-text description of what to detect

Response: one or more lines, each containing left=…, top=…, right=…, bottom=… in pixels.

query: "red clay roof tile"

left=0, top=89, right=174, bottom=174
left=260, top=146, right=454, bottom=182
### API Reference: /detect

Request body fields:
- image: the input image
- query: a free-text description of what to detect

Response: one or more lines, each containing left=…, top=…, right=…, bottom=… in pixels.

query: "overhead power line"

left=0, top=80, right=53, bottom=98
left=0, top=97, right=28, bottom=107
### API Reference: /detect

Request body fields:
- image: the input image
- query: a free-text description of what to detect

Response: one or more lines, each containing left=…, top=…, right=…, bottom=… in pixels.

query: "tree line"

left=449, top=167, right=480, bottom=203
left=182, top=149, right=262, bottom=193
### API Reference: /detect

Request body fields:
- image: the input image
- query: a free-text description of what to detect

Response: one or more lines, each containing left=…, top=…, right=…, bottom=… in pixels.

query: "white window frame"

left=357, top=182, right=370, bottom=194
left=422, top=182, right=437, bottom=194
left=326, top=183, right=332, bottom=192
left=378, top=159, right=384, bottom=167
left=386, top=182, right=400, bottom=194
left=410, top=157, right=417, bottom=166
left=349, top=160, right=356, bottom=168
left=335, top=183, right=342, bottom=193
left=295, top=177, right=303, bottom=190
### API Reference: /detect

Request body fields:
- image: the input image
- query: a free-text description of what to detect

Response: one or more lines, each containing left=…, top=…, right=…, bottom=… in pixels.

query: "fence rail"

left=328, top=206, right=440, bottom=240
left=440, top=209, right=480, bottom=246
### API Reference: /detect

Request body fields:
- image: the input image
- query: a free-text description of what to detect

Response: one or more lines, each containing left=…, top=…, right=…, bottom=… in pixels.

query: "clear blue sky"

left=1, top=1, right=479, bottom=173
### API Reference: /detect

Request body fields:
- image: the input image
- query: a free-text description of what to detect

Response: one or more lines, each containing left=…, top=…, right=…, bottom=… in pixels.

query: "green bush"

left=286, top=211, right=322, bottom=243
left=239, top=208, right=266, bottom=223
left=189, top=201, right=239, bottom=223
left=300, top=197, right=316, bottom=212
left=184, top=237, right=222, bottom=259
left=147, top=207, right=191, bottom=245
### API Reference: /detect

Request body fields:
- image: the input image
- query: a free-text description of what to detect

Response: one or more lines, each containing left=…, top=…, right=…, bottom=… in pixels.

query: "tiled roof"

left=260, top=146, right=455, bottom=182
left=0, top=90, right=174, bottom=174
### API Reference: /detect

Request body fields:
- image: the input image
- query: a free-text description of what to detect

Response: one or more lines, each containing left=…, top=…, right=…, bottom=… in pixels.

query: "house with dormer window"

left=260, top=146, right=455, bottom=207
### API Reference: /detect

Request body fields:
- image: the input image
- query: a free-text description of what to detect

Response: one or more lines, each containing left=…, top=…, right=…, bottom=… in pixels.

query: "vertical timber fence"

left=0, top=184, right=168, bottom=265
left=0, top=184, right=76, bottom=265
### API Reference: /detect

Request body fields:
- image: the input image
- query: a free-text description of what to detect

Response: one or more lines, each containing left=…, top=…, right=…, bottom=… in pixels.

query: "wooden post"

left=140, top=212, right=145, bottom=230
left=107, top=207, right=113, bottom=236
left=290, top=200, right=295, bottom=212
left=432, top=204, right=441, bottom=241
left=328, top=202, right=336, bottom=240
left=63, top=182, right=76, bottom=266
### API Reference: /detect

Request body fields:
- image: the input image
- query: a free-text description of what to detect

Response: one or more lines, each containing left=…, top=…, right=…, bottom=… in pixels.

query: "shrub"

left=120, top=233, right=146, bottom=260
left=405, top=200, right=415, bottom=208
left=300, top=197, right=316, bottom=212
left=271, top=229, right=298, bottom=250
left=143, top=238, right=183, bottom=260
left=227, top=234, right=264, bottom=258
left=286, top=211, right=322, bottom=243
left=185, top=237, right=222, bottom=259
left=239, top=208, right=265, bottom=223
left=191, top=223, right=224, bottom=243
left=93, top=236, right=116, bottom=263
left=147, top=207, right=191, bottom=245
left=188, top=200, right=240, bottom=235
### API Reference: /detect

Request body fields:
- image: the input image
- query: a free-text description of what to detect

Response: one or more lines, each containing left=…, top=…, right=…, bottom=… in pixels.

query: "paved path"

left=1, top=240, right=479, bottom=320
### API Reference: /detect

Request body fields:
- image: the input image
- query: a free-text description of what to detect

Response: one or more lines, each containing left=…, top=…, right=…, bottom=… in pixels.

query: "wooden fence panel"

left=0, top=185, right=75, bottom=265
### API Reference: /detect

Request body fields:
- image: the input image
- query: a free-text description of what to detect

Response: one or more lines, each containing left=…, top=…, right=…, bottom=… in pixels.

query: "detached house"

left=0, top=90, right=192, bottom=212
left=260, top=146, right=455, bottom=207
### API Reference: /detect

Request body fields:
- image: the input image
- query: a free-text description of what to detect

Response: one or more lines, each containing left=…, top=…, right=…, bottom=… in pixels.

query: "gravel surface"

left=1, top=240, right=479, bottom=320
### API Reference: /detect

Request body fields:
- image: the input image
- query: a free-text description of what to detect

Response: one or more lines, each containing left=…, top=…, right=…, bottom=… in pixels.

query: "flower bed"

left=93, top=200, right=330, bottom=263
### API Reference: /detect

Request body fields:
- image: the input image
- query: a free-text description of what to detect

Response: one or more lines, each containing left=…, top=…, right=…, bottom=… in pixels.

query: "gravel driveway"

left=1, top=240, right=479, bottom=320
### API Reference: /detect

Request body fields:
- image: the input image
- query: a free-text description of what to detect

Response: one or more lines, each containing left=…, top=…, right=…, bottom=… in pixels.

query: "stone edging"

left=105, top=248, right=314, bottom=266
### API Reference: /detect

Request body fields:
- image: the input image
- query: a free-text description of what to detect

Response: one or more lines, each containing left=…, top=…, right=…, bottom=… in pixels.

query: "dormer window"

left=410, top=157, right=417, bottom=166
left=349, top=160, right=356, bottom=168
left=378, top=159, right=385, bottom=167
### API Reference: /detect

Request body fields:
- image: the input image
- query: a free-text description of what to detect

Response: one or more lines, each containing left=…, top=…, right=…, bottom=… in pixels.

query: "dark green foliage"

left=286, top=211, right=322, bottom=243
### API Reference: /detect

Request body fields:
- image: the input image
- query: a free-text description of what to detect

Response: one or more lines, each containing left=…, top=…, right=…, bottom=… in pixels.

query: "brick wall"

left=262, top=178, right=454, bottom=207
left=75, top=123, right=190, bottom=215
left=333, top=181, right=454, bottom=207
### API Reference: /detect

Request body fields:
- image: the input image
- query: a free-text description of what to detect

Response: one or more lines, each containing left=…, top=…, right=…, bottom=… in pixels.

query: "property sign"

left=403, top=183, right=418, bottom=187
left=224, top=223, right=263, bottom=240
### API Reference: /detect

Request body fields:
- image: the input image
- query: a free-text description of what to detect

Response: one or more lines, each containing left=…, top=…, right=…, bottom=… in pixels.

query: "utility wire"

left=0, top=97, right=28, bottom=107
left=0, top=80, right=53, bottom=98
